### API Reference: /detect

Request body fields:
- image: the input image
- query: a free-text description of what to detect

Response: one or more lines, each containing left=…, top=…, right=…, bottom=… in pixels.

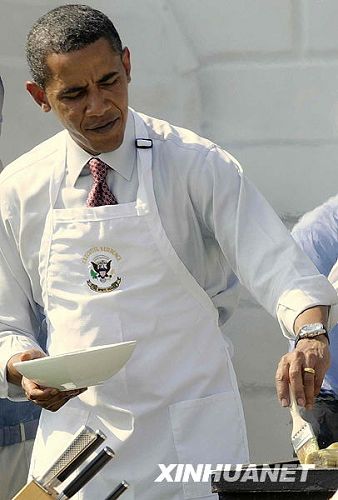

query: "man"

left=0, top=76, right=43, bottom=500
left=292, top=200, right=338, bottom=449
left=0, top=5, right=336, bottom=499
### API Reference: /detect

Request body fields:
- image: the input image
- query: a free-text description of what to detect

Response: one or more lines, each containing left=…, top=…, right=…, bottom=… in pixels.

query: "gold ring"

left=304, top=367, right=316, bottom=375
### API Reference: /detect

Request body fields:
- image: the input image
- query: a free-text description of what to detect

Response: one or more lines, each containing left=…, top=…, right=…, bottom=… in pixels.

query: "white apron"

left=30, top=111, right=249, bottom=500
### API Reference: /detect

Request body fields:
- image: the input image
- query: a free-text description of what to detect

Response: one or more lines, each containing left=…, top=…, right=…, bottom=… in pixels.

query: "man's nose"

left=86, top=89, right=110, bottom=116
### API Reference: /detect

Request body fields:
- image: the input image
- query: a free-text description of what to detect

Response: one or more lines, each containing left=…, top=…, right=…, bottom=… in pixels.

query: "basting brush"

left=289, top=385, right=319, bottom=464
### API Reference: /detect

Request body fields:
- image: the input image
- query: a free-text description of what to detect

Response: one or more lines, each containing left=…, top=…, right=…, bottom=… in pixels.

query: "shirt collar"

left=66, top=109, right=136, bottom=187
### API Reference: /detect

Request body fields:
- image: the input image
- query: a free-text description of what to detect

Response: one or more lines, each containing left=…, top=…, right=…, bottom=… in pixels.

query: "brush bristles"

left=296, top=437, right=319, bottom=464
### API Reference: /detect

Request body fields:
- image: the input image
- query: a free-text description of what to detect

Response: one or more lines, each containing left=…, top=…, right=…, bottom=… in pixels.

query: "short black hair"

left=26, top=4, right=123, bottom=88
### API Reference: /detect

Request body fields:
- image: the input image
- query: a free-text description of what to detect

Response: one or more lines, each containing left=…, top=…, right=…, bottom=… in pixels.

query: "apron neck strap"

left=49, top=133, right=67, bottom=208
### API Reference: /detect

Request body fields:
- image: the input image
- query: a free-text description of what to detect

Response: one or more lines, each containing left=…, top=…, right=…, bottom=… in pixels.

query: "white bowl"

left=14, top=341, right=136, bottom=391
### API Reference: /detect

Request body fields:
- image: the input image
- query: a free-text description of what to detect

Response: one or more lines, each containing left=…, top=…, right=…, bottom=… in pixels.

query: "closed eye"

left=98, top=71, right=120, bottom=87
left=101, top=77, right=119, bottom=87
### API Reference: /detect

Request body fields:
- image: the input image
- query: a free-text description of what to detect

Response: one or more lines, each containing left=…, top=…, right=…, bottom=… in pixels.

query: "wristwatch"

left=295, top=322, right=329, bottom=347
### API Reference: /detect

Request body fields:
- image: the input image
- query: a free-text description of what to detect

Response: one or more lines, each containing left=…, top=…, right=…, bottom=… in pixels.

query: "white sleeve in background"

left=199, top=146, right=338, bottom=338
left=0, top=195, right=44, bottom=399
left=328, top=262, right=338, bottom=328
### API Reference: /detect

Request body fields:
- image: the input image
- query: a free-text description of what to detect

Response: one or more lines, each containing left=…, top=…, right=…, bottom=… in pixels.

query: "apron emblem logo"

left=82, top=247, right=122, bottom=293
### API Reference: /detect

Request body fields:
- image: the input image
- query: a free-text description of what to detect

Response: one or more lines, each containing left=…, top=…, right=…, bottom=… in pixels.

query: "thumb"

left=20, top=349, right=46, bottom=362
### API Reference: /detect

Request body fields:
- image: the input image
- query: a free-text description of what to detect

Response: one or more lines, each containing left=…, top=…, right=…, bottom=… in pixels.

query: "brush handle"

left=289, top=386, right=304, bottom=432
left=289, top=386, right=299, bottom=415
left=289, top=383, right=318, bottom=463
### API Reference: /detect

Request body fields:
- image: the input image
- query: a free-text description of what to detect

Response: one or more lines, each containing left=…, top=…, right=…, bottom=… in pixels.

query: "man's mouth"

left=86, top=117, right=119, bottom=133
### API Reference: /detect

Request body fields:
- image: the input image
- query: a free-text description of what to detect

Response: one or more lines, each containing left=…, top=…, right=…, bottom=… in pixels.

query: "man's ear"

left=26, top=81, right=51, bottom=112
left=122, top=47, right=131, bottom=83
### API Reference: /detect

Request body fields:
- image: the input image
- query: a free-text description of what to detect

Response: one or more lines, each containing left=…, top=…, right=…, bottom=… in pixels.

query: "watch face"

left=295, top=323, right=327, bottom=346
left=301, top=323, right=324, bottom=334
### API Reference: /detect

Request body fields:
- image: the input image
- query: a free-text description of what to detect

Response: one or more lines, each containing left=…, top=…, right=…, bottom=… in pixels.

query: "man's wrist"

left=295, top=334, right=329, bottom=349
left=293, top=306, right=328, bottom=335
left=6, top=353, right=24, bottom=386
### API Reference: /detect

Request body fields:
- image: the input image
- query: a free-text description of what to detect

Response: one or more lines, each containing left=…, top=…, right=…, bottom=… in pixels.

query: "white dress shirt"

left=0, top=108, right=337, bottom=396
left=0, top=77, right=3, bottom=172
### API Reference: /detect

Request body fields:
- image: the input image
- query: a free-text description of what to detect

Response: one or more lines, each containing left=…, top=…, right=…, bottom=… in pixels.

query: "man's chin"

left=92, top=126, right=125, bottom=152
left=100, top=137, right=124, bottom=153
left=74, top=132, right=125, bottom=155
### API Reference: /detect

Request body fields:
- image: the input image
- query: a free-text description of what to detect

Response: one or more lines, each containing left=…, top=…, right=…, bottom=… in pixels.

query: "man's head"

left=26, top=4, right=131, bottom=155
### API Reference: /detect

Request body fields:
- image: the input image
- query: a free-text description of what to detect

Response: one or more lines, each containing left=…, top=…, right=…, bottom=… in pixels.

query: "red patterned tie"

left=86, top=157, right=118, bottom=207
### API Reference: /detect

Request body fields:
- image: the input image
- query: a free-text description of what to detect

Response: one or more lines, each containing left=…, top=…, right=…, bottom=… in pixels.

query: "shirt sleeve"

left=195, top=146, right=338, bottom=338
left=0, top=192, right=44, bottom=399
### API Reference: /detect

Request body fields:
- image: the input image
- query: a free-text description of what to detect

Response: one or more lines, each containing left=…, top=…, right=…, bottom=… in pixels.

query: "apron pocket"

left=169, top=391, right=248, bottom=499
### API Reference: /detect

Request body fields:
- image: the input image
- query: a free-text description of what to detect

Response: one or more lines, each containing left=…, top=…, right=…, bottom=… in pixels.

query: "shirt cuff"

left=276, top=276, right=338, bottom=339
left=0, top=335, right=43, bottom=399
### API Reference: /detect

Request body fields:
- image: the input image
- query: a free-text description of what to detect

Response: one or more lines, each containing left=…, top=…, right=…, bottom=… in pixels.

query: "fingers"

left=43, top=388, right=86, bottom=411
left=20, top=349, right=46, bottom=362
left=22, top=377, right=87, bottom=412
left=276, top=338, right=330, bottom=409
left=303, top=367, right=316, bottom=409
left=276, top=351, right=308, bottom=407
left=27, top=390, right=84, bottom=412
left=301, top=350, right=318, bottom=408
left=7, top=348, right=46, bottom=385
left=18, top=350, right=88, bottom=412
left=23, top=378, right=55, bottom=399
left=289, top=354, right=307, bottom=407
left=276, top=351, right=315, bottom=408
left=275, top=355, right=290, bottom=407
left=296, top=337, right=329, bottom=408
left=43, top=390, right=84, bottom=412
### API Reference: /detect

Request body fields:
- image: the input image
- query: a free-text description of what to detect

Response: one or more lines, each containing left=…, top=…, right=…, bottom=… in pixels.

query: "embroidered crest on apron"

left=83, top=246, right=122, bottom=292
